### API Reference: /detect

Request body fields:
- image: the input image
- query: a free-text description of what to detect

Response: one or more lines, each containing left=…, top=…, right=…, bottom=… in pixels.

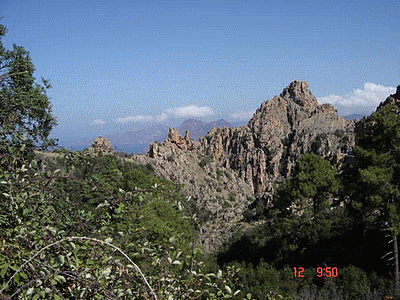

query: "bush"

left=199, top=156, right=212, bottom=168
left=336, top=265, right=372, bottom=299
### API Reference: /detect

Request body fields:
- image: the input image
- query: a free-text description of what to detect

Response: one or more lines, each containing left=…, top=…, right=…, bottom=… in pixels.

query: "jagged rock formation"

left=135, top=128, right=254, bottom=252
left=133, top=80, right=357, bottom=252
left=89, top=137, right=112, bottom=155
left=199, top=80, right=355, bottom=197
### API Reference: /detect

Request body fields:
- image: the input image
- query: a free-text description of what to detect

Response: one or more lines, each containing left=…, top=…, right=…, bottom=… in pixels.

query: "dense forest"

left=1, top=22, right=400, bottom=299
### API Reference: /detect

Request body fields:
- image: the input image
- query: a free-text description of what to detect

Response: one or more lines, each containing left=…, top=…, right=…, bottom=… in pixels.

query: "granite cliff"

left=133, top=80, right=357, bottom=252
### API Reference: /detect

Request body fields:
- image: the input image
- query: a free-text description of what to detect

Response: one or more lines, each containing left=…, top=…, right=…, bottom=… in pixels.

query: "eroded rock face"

left=133, top=80, right=357, bottom=252
left=135, top=127, right=254, bottom=252
left=89, top=137, right=112, bottom=155
left=200, top=80, right=355, bottom=198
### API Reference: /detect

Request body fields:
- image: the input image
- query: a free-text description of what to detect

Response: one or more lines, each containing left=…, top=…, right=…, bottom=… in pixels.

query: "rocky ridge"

left=377, top=85, right=400, bottom=111
left=355, top=85, right=400, bottom=138
left=200, top=81, right=355, bottom=198
left=132, top=80, right=357, bottom=252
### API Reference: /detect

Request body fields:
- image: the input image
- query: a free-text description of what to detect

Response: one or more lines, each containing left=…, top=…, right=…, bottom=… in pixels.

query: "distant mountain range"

left=66, top=111, right=367, bottom=154
left=68, top=118, right=243, bottom=154
left=342, top=113, right=366, bottom=120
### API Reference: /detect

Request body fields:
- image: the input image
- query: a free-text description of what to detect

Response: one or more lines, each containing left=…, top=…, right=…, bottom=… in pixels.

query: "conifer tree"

left=274, top=152, right=340, bottom=215
left=347, top=97, right=400, bottom=295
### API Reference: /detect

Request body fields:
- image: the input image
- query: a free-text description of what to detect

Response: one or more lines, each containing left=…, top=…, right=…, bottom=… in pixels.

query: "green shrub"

left=199, top=156, right=212, bottom=168
left=336, top=265, right=370, bottom=300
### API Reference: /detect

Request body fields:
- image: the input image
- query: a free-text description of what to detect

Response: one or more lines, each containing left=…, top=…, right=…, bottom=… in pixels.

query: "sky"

left=0, top=0, right=399, bottom=145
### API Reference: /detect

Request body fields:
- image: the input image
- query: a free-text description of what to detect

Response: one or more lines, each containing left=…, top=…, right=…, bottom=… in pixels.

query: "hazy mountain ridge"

left=67, top=118, right=240, bottom=153
left=342, top=113, right=366, bottom=120
left=65, top=106, right=367, bottom=154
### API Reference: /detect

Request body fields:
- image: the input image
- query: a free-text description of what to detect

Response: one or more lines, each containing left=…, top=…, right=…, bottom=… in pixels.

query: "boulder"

left=89, top=137, right=112, bottom=155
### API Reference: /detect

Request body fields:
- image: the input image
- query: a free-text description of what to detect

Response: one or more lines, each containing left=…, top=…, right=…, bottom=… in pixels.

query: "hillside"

left=132, top=80, right=357, bottom=252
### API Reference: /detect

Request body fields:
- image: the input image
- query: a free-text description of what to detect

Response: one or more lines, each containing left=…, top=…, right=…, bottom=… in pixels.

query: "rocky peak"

left=167, top=128, right=184, bottom=146
left=149, top=128, right=201, bottom=158
left=89, top=137, right=112, bottom=155
left=89, top=136, right=112, bottom=154
left=377, top=84, right=400, bottom=111
left=280, top=80, right=318, bottom=109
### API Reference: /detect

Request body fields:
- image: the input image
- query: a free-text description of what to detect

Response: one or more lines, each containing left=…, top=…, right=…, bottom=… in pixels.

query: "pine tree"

left=347, top=99, right=400, bottom=295
left=274, top=152, right=340, bottom=216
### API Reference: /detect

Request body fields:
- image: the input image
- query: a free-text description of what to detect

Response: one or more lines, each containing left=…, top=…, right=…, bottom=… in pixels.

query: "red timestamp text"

left=293, top=267, right=338, bottom=278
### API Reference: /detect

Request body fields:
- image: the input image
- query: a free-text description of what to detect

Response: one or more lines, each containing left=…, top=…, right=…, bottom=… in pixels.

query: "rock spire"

left=280, top=80, right=318, bottom=109
left=89, top=137, right=112, bottom=155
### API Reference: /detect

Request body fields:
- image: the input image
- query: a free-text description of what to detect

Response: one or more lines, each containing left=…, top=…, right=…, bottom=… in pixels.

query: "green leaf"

left=14, top=272, right=20, bottom=284
left=55, top=275, right=66, bottom=283
left=59, top=255, right=65, bottom=265
left=102, top=267, right=112, bottom=276
left=0, top=263, right=9, bottom=277
left=26, top=286, right=34, bottom=295
left=225, top=285, right=232, bottom=294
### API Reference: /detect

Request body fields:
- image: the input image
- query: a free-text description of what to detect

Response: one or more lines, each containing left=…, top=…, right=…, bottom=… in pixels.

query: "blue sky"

left=1, top=0, right=399, bottom=145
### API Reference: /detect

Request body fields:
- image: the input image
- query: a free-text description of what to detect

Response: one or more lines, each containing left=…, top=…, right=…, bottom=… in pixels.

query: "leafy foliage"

left=0, top=23, right=56, bottom=152
left=0, top=150, right=244, bottom=299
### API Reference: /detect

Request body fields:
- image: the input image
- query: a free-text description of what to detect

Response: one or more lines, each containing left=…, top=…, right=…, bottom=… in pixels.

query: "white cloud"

left=230, top=108, right=256, bottom=121
left=114, top=115, right=154, bottom=124
left=318, top=83, right=396, bottom=107
left=164, top=105, right=215, bottom=118
left=92, top=119, right=107, bottom=125
left=155, top=112, right=169, bottom=122
left=113, top=105, right=215, bottom=124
